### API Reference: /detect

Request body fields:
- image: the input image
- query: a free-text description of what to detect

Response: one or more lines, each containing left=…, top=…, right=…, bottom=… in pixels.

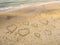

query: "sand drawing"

left=7, top=24, right=17, bottom=34
left=17, top=28, right=30, bottom=37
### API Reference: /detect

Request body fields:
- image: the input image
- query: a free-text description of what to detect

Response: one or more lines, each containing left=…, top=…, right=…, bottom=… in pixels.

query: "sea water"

left=0, top=0, right=60, bottom=7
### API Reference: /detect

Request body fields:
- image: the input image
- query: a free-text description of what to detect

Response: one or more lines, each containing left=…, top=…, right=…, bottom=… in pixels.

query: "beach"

left=0, top=1, right=60, bottom=45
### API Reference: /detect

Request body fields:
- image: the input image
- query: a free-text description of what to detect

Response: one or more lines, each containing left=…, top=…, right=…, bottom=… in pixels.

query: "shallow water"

left=0, top=0, right=60, bottom=7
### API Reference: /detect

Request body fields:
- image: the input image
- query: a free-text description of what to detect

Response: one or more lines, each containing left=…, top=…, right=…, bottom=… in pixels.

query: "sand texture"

left=0, top=2, right=60, bottom=45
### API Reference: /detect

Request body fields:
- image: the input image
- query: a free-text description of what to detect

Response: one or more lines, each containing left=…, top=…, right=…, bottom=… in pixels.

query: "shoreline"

left=0, top=1, right=60, bottom=11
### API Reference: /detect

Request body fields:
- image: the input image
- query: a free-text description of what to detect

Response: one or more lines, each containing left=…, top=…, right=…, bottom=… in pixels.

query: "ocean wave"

left=0, top=1, right=60, bottom=12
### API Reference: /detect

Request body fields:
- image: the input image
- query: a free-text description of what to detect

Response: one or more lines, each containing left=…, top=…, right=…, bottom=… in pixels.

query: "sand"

left=0, top=2, right=60, bottom=45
